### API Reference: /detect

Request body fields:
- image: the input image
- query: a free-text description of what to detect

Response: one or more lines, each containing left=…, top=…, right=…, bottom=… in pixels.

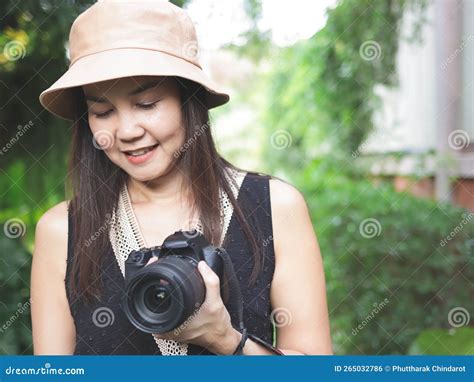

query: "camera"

left=122, top=230, right=229, bottom=334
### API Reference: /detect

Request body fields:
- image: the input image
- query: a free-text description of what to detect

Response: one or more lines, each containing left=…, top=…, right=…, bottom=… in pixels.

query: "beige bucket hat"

left=39, top=0, right=230, bottom=121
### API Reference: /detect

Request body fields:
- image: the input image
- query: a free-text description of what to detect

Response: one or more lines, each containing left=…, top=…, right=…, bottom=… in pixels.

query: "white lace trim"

left=108, top=167, right=246, bottom=355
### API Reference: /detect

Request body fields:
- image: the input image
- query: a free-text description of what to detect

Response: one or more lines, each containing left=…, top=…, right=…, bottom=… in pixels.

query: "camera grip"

left=201, top=247, right=229, bottom=304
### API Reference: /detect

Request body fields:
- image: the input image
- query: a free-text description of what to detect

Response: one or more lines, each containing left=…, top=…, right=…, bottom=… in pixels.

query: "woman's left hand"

left=146, top=258, right=241, bottom=354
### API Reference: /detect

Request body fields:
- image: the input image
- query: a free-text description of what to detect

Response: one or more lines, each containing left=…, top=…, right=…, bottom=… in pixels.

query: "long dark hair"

left=66, top=77, right=266, bottom=304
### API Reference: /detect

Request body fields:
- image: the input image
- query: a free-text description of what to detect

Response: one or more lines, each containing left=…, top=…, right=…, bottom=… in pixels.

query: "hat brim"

left=39, top=48, right=230, bottom=121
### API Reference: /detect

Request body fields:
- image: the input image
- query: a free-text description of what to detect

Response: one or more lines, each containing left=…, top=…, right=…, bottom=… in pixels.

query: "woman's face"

left=82, top=76, right=185, bottom=182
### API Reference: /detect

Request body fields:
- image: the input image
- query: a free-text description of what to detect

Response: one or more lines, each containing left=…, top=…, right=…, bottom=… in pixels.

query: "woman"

left=30, top=0, right=332, bottom=355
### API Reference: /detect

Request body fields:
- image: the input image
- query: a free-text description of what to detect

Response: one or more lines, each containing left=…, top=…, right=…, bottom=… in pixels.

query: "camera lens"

left=123, top=257, right=206, bottom=333
left=143, top=283, right=171, bottom=313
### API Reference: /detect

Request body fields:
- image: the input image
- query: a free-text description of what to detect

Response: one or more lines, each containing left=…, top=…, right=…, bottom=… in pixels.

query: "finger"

left=153, top=331, right=174, bottom=341
left=198, top=261, right=221, bottom=304
left=146, top=257, right=158, bottom=266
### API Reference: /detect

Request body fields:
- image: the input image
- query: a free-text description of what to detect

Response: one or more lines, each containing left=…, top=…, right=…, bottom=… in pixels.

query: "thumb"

left=198, top=261, right=221, bottom=303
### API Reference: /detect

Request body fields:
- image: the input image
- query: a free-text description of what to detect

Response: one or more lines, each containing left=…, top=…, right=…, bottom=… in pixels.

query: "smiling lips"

left=124, top=144, right=159, bottom=164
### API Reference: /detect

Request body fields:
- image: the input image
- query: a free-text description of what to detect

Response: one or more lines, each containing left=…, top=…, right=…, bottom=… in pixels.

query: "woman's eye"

left=94, top=110, right=113, bottom=119
left=137, top=101, right=159, bottom=110
left=91, top=101, right=159, bottom=118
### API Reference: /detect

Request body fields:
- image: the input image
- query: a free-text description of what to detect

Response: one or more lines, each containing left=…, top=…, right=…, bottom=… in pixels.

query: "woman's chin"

left=126, top=169, right=159, bottom=182
left=123, top=162, right=169, bottom=183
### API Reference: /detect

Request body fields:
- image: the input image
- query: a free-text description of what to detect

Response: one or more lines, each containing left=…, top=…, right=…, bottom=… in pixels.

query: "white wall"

left=364, top=2, right=438, bottom=154
left=462, top=0, right=474, bottom=139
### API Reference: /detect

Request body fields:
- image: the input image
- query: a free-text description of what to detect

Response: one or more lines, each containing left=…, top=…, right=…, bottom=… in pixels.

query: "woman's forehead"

left=82, top=75, right=174, bottom=97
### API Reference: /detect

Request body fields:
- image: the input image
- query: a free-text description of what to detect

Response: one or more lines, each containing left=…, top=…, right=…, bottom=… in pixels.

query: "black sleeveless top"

left=65, top=171, right=276, bottom=355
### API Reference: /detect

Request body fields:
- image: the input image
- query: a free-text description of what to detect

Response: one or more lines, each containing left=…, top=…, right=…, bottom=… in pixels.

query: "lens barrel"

left=123, top=255, right=205, bottom=333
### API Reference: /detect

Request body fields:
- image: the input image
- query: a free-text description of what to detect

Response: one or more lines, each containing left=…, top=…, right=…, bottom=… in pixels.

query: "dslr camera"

left=122, top=230, right=229, bottom=334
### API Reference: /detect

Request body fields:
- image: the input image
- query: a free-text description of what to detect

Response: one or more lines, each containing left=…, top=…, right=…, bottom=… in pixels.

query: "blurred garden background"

left=0, top=0, right=472, bottom=355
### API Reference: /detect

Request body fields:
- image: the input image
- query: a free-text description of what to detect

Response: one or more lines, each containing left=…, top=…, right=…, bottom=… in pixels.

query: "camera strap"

left=216, top=248, right=284, bottom=356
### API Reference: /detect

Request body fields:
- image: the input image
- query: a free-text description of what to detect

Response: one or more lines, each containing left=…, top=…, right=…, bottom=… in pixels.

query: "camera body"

left=123, top=230, right=226, bottom=334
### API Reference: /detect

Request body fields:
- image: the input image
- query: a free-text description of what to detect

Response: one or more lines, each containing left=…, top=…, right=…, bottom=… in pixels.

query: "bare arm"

left=30, top=201, right=76, bottom=354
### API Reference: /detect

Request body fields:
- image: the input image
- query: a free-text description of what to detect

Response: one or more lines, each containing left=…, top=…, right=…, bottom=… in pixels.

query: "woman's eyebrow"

left=84, top=80, right=163, bottom=103
left=128, top=80, right=163, bottom=96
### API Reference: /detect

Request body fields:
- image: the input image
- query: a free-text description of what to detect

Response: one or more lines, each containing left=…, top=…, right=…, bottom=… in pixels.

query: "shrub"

left=0, top=232, right=32, bottom=355
left=409, top=327, right=474, bottom=355
left=298, top=161, right=473, bottom=354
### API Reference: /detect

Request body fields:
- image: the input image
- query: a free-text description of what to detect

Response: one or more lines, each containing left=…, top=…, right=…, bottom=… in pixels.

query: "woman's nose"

left=116, top=111, right=146, bottom=142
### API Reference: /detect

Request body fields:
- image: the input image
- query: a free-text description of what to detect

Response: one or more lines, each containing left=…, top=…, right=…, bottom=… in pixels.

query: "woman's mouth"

left=124, top=144, right=159, bottom=165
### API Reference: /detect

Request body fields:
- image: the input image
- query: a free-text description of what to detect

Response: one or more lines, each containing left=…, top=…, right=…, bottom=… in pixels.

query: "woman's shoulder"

left=35, top=200, right=69, bottom=258
left=36, top=200, right=70, bottom=231
left=243, top=170, right=306, bottom=208
left=268, top=176, right=306, bottom=210
left=233, top=167, right=304, bottom=210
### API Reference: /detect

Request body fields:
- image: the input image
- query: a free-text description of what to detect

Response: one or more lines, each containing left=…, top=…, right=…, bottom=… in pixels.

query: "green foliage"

left=0, top=233, right=32, bottom=354
left=298, top=161, right=473, bottom=354
left=0, top=0, right=191, bottom=216
left=0, top=0, right=95, bottom=219
left=253, top=0, right=468, bottom=355
left=224, top=0, right=272, bottom=62
left=261, top=0, right=428, bottom=164
left=408, top=328, right=474, bottom=355
left=1, top=0, right=469, bottom=358
left=0, top=0, right=191, bottom=355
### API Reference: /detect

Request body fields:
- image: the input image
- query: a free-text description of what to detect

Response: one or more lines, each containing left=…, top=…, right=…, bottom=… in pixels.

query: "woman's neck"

left=126, top=167, right=191, bottom=207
